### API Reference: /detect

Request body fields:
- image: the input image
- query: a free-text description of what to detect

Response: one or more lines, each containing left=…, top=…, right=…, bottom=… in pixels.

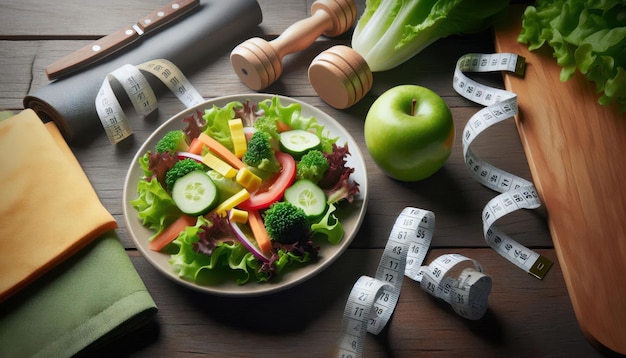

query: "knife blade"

left=45, top=0, right=200, bottom=80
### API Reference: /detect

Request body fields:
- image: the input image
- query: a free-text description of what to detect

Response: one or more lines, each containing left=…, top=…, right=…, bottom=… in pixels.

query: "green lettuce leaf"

left=169, top=216, right=269, bottom=285
left=130, top=177, right=181, bottom=240
left=518, top=0, right=626, bottom=112
left=202, top=101, right=241, bottom=150
left=311, top=203, right=344, bottom=245
left=166, top=215, right=315, bottom=285
left=273, top=249, right=311, bottom=273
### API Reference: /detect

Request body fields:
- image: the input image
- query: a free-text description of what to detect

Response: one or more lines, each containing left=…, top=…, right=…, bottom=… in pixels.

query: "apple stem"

left=411, top=98, right=417, bottom=116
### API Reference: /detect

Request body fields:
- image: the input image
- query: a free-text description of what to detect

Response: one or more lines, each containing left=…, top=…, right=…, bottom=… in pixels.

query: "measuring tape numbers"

left=337, top=207, right=492, bottom=358
left=453, top=53, right=553, bottom=279
left=95, top=58, right=204, bottom=144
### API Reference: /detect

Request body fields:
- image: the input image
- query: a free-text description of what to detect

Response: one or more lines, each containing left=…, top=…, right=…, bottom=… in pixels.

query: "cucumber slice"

left=172, top=171, right=220, bottom=216
left=284, top=179, right=327, bottom=218
left=279, top=129, right=321, bottom=159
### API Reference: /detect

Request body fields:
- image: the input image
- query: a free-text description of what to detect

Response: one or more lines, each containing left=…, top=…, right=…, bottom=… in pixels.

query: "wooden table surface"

left=0, top=1, right=610, bottom=357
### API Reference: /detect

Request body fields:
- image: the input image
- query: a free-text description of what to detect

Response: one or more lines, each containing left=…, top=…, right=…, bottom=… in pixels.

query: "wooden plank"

left=87, top=248, right=602, bottom=357
left=0, top=0, right=172, bottom=37
left=0, top=0, right=312, bottom=38
left=494, top=5, right=626, bottom=355
left=0, top=41, right=40, bottom=109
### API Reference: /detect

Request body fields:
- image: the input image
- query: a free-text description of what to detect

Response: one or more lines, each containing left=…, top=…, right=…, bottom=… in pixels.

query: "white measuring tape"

left=95, top=58, right=204, bottom=144
left=337, top=207, right=492, bottom=358
left=453, top=53, right=553, bottom=279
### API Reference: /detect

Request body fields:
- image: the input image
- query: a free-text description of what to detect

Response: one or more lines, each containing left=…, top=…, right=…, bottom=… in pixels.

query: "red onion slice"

left=228, top=216, right=271, bottom=263
left=176, top=151, right=204, bottom=163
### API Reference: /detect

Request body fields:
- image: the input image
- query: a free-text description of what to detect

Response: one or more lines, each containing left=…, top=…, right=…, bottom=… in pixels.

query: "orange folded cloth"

left=0, top=109, right=117, bottom=303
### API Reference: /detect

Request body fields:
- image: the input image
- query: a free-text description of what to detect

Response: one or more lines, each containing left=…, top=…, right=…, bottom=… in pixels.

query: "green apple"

left=364, top=85, right=455, bottom=181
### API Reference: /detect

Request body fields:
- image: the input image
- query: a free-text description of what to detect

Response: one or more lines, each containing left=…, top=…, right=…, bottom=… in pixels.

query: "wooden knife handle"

left=46, top=26, right=140, bottom=80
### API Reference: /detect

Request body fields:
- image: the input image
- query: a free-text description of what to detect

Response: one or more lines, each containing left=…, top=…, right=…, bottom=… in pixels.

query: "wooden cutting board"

left=493, top=5, right=626, bottom=355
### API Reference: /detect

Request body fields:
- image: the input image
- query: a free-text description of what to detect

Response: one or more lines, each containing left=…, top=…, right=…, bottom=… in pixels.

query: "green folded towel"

left=0, top=232, right=157, bottom=357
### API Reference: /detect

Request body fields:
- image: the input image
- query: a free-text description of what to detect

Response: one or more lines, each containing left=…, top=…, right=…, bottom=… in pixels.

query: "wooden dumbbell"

left=308, top=45, right=372, bottom=109
left=230, top=0, right=357, bottom=91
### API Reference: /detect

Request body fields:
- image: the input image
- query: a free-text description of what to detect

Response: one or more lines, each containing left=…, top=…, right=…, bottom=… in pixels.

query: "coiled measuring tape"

left=337, top=207, right=492, bottom=358
left=453, top=53, right=553, bottom=279
left=95, top=58, right=204, bottom=144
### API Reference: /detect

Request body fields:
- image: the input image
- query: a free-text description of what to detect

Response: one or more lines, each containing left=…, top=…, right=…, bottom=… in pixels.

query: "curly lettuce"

left=311, top=203, right=344, bottom=245
left=130, top=177, right=181, bottom=240
left=169, top=216, right=270, bottom=285
left=518, top=0, right=626, bottom=112
left=166, top=214, right=320, bottom=285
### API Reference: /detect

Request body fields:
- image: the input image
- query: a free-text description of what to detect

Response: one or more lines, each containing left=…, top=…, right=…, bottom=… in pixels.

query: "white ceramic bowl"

left=123, top=94, right=368, bottom=296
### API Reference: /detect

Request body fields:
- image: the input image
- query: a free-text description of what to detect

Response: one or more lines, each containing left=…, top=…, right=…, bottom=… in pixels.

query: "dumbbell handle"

left=271, top=9, right=335, bottom=60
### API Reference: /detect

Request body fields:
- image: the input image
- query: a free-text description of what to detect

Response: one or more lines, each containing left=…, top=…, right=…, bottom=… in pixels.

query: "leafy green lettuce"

left=351, top=0, right=509, bottom=72
left=256, top=97, right=338, bottom=153
left=202, top=101, right=241, bottom=150
left=130, top=177, right=181, bottom=240
left=518, top=0, right=626, bottom=112
left=168, top=216, right=314, bottom=285
left=311, top=203, right=344, bottom=245
left=168, top=216, right=269, bottom=285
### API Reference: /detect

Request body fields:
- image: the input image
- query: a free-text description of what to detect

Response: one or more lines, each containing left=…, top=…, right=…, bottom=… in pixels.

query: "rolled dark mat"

left=24, top=0, right=262, bottom=144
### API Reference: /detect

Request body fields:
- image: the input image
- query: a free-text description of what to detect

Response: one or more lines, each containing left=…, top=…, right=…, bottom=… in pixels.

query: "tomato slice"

left=237, top=151, right=296, bottom=210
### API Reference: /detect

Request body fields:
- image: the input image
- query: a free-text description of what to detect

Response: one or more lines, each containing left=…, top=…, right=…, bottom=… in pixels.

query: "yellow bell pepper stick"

left=228, top=118, right=247, bottom=158
left=202, top=151, right=237, bottom=178
left=210, top=188, right=250, bottom=216
left=236, top=167, right=262, bottom=192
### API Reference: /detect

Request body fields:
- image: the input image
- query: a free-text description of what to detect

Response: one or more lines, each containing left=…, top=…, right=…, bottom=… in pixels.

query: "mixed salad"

left=131, top=96, right=360, bottom=285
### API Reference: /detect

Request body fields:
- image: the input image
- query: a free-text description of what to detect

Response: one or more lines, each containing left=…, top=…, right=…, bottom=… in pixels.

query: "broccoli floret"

left=253, top=115, right=280, bottom=140
left=164, top=158, right=204, bottom=190
left=155, top=130, right=189, bottom=153
left=263, top=201, right=310, bottom=244
left=242, top=131, right=281, bottom=175
left=296, top=150, right=329, bottom=184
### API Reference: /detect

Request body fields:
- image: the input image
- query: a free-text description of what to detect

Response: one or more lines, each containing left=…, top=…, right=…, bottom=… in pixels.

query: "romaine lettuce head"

left=352, top=0, right=509, bottom=72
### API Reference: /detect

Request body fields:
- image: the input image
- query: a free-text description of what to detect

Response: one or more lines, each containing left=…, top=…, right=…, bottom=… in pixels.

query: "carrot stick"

left=247, top=210, right=272, bottom=255
left=198, top=133, right=244, bottom=169
left=276, top=121, right=292, bottom=133
left=188, top=138, right=205, bottom=155
left=149, top=214, right=197, bottom=252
